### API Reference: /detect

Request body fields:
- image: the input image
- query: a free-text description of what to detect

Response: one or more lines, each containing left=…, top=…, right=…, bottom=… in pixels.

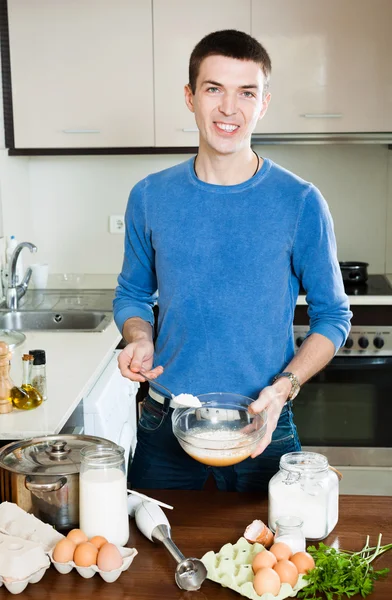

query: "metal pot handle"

left=25, top=476, right=67, bottom=492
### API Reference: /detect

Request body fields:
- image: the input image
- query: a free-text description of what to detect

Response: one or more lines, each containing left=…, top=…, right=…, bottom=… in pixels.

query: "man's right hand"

left=118, top=339, right=164, bottom=382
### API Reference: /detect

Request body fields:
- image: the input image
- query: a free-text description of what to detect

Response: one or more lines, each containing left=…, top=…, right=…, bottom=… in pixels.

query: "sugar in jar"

left=268, top=451, right=339, bottom=540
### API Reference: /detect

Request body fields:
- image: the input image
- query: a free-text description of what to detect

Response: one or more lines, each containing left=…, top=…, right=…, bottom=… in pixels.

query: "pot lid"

left=0, top=435, right=118, bottom=476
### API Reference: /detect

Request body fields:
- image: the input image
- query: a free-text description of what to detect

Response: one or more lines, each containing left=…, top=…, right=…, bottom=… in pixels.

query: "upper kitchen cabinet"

left=252, top=0, right=392, bottom=135
left=7, top=0, right=154, bottom=148
left=153, top=0, right=251, bottom=147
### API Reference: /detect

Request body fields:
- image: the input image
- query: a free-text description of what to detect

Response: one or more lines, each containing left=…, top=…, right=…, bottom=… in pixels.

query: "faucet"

left=6, top=242, right=38, bottom=309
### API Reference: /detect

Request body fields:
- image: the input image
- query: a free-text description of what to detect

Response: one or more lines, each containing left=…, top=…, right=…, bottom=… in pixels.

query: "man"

left=114, top=29, right=351, bottom=492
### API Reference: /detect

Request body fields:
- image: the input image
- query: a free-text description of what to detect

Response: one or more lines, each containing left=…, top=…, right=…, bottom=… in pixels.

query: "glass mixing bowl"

left=172, top=393, right=268, bottom=467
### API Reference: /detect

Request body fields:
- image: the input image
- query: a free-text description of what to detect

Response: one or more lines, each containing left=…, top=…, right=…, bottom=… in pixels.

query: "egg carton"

left=48, top=546, right=138, bottom=583
left=201, top=537, right=309, bottom=600
left=0, top=502, right=65, bottom=553
left=0, top=532, right=50, bottom=595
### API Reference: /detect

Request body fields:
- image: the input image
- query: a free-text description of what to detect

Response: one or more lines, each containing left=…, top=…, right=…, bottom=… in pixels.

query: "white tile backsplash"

left=0, top=145, right=391, bottom=275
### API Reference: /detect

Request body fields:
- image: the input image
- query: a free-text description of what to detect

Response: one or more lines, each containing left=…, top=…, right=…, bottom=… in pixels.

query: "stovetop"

left=299, top=274, right=392, bottom=297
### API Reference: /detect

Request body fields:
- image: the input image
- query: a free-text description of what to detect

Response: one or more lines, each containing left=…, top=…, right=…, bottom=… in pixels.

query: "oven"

left=293, top=275, right=392, bottom=495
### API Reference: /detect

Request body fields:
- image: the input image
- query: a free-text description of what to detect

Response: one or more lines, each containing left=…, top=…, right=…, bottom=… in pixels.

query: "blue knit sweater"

left=114, top=157, right=351, bottom=399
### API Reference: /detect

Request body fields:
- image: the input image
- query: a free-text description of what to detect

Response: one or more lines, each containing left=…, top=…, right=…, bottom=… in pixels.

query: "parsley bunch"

left=298, top=534, right=391, bottom=600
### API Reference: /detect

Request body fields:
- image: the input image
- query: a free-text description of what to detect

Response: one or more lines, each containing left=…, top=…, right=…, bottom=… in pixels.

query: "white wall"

left=0, top=145, right=390, bottom=275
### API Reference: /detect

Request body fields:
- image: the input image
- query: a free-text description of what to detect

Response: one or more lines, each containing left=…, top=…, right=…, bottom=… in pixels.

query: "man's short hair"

left=189, top=29, right=271, bottom=97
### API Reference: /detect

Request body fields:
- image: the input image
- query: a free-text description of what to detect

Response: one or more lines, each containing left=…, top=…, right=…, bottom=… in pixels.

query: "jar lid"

left=0, top=435, right=118, bottom=476
left=29, top=349, right=46, bottom=365
left=280, top=451, right=329, bottom=474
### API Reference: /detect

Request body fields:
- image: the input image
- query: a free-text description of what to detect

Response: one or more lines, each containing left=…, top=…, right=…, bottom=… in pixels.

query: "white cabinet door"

left=252, top=0, right=392, bottom=134
left=153, top=0, right=251, bottom=147
left=8, top=0, right=154, bottom=148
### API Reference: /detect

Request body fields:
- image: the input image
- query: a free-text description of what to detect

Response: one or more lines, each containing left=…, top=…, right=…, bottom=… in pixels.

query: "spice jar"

left=0, top=342, right=13, bottom=414
left=268, top=451, right=339, bottom=540
left=79, top=444, right=129, bottom=546
left=29, top=349, right=47, bottom=402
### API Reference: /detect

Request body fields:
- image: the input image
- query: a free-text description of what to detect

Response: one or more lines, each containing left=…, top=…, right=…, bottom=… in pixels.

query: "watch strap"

left=272, top=371, right=301, bottom=400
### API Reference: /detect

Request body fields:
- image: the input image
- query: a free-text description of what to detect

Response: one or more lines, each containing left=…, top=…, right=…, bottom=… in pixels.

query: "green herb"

left=298, top=534, right=391, bottom=600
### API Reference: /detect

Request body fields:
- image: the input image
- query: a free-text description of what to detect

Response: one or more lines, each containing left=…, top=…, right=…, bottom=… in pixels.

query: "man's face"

left=184, top=55, right=270, bottom=155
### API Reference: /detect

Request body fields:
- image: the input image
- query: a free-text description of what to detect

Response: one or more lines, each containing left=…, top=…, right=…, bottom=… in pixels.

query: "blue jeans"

left=129, top=395, right=301, bottom=492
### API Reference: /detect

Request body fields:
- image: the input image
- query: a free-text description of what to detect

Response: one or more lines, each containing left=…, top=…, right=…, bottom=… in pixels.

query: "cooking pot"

left=0, top=434, right=118, bottom=531
left=339, top=261, right=369, bottom=284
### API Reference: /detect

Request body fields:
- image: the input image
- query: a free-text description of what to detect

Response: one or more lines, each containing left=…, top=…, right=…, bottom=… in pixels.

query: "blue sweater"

left=114, top=157, right=351, bottom=399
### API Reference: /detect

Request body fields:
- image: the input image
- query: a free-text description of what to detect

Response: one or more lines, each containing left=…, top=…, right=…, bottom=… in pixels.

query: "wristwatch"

left=272, top=371, right=301, bottom=400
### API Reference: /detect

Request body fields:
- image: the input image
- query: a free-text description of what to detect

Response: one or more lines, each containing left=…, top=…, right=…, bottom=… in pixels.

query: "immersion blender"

left=129, top=496, right=207, bottom=591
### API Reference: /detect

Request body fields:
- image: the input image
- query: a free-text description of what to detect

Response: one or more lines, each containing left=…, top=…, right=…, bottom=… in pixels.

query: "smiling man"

left=114, top=30, right=351, bottom=492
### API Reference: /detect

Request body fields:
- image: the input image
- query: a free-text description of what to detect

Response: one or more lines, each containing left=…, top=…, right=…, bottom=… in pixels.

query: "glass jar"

left=0, top=342, right=13, bottom=414
left=268, top=451, right=339, bottom=540
left=274, top=515, right=305, bottom=553
left=79, top=444, right=129, bottom=546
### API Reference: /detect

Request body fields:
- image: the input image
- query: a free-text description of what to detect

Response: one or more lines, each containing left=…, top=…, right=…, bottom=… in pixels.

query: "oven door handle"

left=326, top=355, right=392, bottom=369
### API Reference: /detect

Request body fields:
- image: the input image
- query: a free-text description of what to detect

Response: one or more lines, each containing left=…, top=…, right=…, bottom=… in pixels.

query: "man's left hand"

left=248, top=378, right=292, bottom=458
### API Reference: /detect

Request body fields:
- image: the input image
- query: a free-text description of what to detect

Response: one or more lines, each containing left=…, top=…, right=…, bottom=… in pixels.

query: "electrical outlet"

left=109, top=215, right=125, bottom=234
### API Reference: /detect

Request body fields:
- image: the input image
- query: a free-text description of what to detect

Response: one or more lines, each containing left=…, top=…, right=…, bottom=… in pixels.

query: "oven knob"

left=358, top=336, right=369, bottom=349
left=296, top=336, right=305, bottom=347
left=374, top=337, right=384, bottom=349
left=344, top=337, right=354, bottom=349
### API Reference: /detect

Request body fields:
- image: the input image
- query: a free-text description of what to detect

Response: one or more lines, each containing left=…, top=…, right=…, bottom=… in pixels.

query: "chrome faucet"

left=6, top=242, right=37, bottom=309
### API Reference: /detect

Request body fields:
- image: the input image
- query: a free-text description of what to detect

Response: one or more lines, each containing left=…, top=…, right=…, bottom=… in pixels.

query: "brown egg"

left=73, top=542, right=98, bottom=567
left=273, top=559, right=299, bottom=587
left=252, top=550, right=277, bottom=573
left=89, top=535, right=108, bottom=550
left=97, top=543, right=123, bottom=572
left=67, top=528, right=88, bottom=545
left=290, top=551, right=316, bottom=574
left=253, top=567, right=281, bottom=596
left=270, top=541, right=293, bottom=561
left=52, top=538, right=76, bottom=563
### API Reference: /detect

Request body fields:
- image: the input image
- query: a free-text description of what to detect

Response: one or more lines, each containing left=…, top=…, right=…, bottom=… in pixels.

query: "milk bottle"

left=79, top=445, right=129, bottom=546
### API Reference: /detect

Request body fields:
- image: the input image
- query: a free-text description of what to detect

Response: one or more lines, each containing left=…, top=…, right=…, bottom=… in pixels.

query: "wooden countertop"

left=14, top=491, right=392, bottom=599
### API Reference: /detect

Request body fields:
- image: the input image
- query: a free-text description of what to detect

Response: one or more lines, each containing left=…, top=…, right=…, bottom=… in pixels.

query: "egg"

left=244, top=520, right=274, bottom=548
left=89, top=535, right=108, bottom=550
left=253, top=567, right=281, bottom=596
left=52, top=538, right=76, bottom=563
left=273, top=559, right=299, bottom=587
left=73, top=542, right=98, bottom=567
left=290, top=551, right=316, bottom=574
left=252, top=550, right=277, bottom=573
left=270, top=541, right=293, bottom=561
left=67, top=528, right=88, bottom=545
left=97, top=543, right=123, bottom=572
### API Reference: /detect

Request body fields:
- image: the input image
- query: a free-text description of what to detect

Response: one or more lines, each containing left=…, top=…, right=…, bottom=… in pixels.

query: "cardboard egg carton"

left=0, top=532, right=50, bottom=594
left=48, top=546, right=138, bottom=583
left=0, top=502, right=65, bottom=553
left=201, top=537, right=309, bottom=600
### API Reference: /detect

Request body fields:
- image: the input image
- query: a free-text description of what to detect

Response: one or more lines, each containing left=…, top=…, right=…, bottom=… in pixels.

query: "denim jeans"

left=129, top=395, right=301, bottom=492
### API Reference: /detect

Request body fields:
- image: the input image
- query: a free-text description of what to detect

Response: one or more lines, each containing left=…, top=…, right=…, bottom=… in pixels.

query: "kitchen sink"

left=0, top=289, right=114, bottom=332
left=0, top=310, right=113, bottom=332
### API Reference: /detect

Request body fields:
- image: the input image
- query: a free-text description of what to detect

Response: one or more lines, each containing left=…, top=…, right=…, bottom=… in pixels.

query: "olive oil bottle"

left=11, top=354, right=43, bottom=410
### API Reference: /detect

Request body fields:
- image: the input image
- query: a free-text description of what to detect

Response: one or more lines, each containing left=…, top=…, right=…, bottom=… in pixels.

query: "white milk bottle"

left=79, top=444, right=129, bottom=546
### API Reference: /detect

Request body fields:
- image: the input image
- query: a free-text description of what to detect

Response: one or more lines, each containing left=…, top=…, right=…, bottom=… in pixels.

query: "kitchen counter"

left=10, top=491, right=392, bottom=599
left=0, top=320, right=121, bottom=439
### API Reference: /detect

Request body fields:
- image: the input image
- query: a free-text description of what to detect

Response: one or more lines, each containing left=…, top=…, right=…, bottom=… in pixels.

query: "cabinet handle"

left=62, top=129, right=101, bottom=134
left=182, top=128, right=199, bottom=132
left=300, top=113, right=343, bottom=119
